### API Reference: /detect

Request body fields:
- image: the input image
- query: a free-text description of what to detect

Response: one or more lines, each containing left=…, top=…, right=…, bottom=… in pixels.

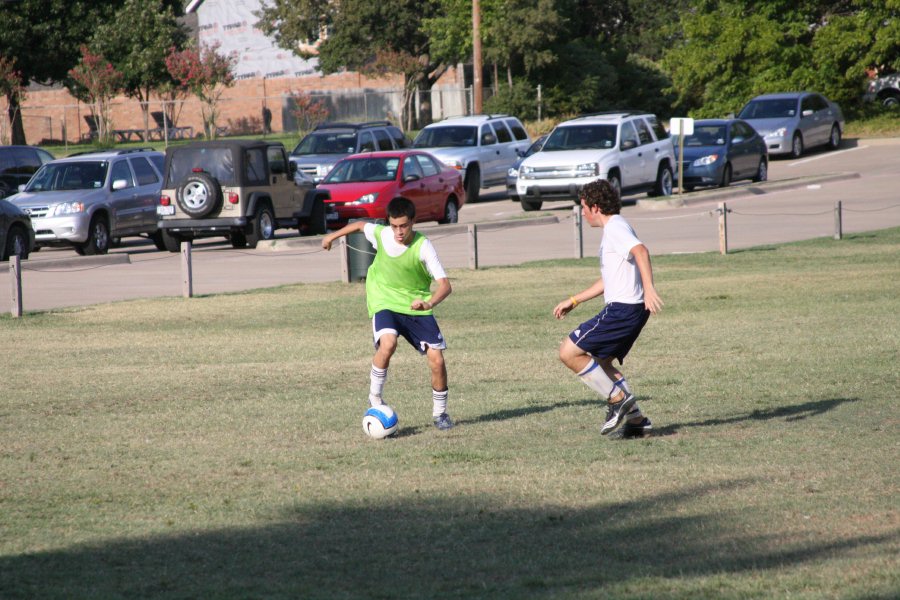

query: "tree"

left=0, top=0, right=125, bottom=144
left=91, top=0, right=190, bottom=140
left=68, top=46, right=124, bottom=143
left=289, top=90, right=330, bottom=133
left=0, top=56, right=26, bottom=145
left=256, top=0, right=447, bottom=129
left=165, top=42, right=237, bottom=139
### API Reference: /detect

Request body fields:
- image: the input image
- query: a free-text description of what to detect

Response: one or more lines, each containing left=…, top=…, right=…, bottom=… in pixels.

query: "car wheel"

left=719, top=164, right=732, bottom=188
left=245, top=204, right=275, bottom=249
left=791, top=133, right=804, bottom=158
left=828, top=124, right=841, bottom=150
left=160, top=229, right=182, bottom=253
left=76, top=215, right=110, bottom=256
left=176, top=172, right=222, bottom=218
left=150, top=231, right=166, bottom=251
left=752, top=158, right=768, bottom=183
left=3, top=225, right=30, bottom=261
left=464, top=165, right=480, bottom=204
left=882, top=92, right=900, bottom=108
left=439, top=199, right=459, bottom=224
left=301, top=198, right=327, bottom=236
left=231, top=231, right=248, bottom=248
left=650, top=164, right=673, bottom=197
left=607, top=172, right=622, bottom=199
left=521, top=198, right=542, bottom=211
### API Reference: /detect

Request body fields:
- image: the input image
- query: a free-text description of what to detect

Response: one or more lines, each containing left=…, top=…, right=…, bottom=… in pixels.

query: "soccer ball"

left=362, top=405, right=399, bottom=439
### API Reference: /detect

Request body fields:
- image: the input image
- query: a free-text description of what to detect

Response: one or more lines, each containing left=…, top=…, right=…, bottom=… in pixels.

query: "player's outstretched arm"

left=321, top=221, right=366, bottom=251
left=553, top=278, right=605, bottom=319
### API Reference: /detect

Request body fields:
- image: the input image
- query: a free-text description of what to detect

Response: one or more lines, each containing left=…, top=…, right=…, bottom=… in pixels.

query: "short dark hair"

left=579, top=179, right=621, bottom=215
left=387, top=197, right=416, bottom=220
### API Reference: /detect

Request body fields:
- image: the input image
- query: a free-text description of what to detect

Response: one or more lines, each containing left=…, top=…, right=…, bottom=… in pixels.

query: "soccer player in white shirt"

left=553, top=179, right=663, bottom=437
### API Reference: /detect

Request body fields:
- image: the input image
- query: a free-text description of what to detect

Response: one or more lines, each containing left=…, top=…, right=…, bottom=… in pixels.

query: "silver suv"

left=516, top=112, right=674, bottom=211
left=289, top=121, right=409, bottom=183
left=412, top=114, right=532, bottom=203
left=8, top=148, right=165, bottom=254
left=864, top=73, right=900, bottom=107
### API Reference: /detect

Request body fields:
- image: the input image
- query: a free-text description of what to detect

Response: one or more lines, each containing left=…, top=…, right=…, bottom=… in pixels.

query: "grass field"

left=1, top=229, right=898, bottom=599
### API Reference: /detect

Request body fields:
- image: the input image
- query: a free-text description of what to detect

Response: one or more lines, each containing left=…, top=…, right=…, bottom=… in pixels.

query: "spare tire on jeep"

left=176, top=172, right=222, bottom=218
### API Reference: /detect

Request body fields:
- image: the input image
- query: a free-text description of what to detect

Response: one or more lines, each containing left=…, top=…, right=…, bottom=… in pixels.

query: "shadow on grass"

left=2, top=479, right=895, bottom=599
left=461, top=398, right=596, bottom=425
left=654, top=397, right=859, bottom=437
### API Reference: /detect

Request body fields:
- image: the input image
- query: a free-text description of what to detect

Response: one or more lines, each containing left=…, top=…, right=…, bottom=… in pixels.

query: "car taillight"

left=192, top=168, right=204, bottom=173
left=227, top=192, right=239, bottom=204
left=160, top=195, right=171, bottom=206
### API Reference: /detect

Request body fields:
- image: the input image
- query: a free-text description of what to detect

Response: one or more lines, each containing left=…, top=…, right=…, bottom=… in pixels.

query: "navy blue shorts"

left=569, top=302, right=650, bottom=364
left=373, top=310, right=446, bottom=354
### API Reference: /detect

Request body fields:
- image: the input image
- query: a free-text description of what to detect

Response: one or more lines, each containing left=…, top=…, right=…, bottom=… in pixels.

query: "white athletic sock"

left=577, top=360, right=615, bottom=398
left=369, top=365, right=387, bottom=406
left=432, top=388, right=448, bottom=418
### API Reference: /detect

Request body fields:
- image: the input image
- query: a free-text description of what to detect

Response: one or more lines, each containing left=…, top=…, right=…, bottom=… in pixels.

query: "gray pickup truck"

left=412, top=114, right=531, bottom=203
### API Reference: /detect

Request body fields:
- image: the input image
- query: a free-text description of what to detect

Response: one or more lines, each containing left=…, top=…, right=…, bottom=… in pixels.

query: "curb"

left=258, top=215, right=561, bottom=250
left=22, top=253, right=132, bottom=270
left=636, top=172, right=861, bottom=210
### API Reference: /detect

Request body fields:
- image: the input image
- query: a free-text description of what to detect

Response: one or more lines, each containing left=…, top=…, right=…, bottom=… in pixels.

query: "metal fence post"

left=468, top=224, right=479, bottom=269
left=573, top=205, right=583, bottom=259
left=181, top=241, right=193, bottom=298
left=10, top=255, right=22, bottom=318
left=718, top=202, right=729, bottom=255
left=834, top=200, right=843, bottom=240
left=340, top=237, right=350, bottom=283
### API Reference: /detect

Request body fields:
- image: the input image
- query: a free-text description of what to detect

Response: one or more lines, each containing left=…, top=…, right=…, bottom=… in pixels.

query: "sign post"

left=669, top=117, right=694, bottom=196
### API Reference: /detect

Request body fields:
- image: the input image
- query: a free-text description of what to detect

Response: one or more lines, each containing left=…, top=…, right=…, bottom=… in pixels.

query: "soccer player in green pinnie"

left=322, top=197, right=454, bottom=431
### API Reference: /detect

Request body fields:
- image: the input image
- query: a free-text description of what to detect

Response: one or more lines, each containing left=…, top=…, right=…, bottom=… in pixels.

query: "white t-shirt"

left=599, top=215, right=644, bottom=304
left=363, top=223, right=447, bottom=280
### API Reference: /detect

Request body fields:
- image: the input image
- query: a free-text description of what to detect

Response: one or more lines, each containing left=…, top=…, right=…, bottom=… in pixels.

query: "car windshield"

left=679, top=125, right=727, bottom=146
left=413, top=126, right=477, bottom=148
left=738, top=99, right=798, bottom=119
left=166, top=147, right=235, bottom=186
left=323, top=157, right=400, bottom=183
left=543, top=125, right=617, bottom=150
left=25, top=161, right=108, bottom=192
left=292, top=131, right=358, bottom=155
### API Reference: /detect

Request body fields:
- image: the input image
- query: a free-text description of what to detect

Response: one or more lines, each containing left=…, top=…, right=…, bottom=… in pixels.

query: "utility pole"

left=472, top=0, right=483, bottom=114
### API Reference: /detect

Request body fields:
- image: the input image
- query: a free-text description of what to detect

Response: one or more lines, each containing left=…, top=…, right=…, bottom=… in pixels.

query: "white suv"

left=516, top=112, right=674, bottom=210
left=413, top=114, right=531, bottom=203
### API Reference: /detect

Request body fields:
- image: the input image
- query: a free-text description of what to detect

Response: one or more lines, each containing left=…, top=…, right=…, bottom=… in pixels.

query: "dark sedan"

left=674, top=119, right=768, bottom=191
left=1, top=198, right=35, bottom=261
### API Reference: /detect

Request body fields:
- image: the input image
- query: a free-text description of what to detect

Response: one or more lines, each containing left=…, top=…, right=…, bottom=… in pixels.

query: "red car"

left=319, top=150, right=465, bottom=229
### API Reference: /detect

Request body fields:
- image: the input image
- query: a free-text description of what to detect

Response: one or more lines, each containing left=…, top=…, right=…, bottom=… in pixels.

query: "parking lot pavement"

left=4, top=138, right=898, bottom=314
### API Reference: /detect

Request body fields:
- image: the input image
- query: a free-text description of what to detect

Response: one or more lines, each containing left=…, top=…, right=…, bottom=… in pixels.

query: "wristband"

left=570, top=296, right=579, bottom=307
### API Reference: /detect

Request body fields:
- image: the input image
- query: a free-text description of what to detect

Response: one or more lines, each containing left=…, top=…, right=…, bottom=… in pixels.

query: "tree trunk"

left=416, top=79, right=432, bottom=129
left=7, top=95, right=27, bottom=145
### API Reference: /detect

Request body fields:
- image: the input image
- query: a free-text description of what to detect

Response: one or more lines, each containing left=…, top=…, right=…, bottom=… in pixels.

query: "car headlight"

left=316, top=164, right=331, bottom=177
left=508, top=167, right=518, bottom=177
left=575, top=163, right=599, bottom=177
left=348, top=192, right=378, bottom=205
left=444, top=159, right=463, bottom=170
left=692, top=154, right=719, bottom=167
left=49, top=202, right=85, bottom=216
left=766, top=128, right=787, bottom=138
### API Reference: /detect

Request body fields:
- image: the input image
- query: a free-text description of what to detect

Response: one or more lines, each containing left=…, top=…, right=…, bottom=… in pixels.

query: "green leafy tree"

left=68, top=46, right=125, bottom=143
left=0, top=56, right=27, bottom=145
left=165, top=42, right=237, bottom=139
left=91, top=0, right=189, bottom=140
left=256, top=0, right=446, bottom=129
left=0, top=0, right=124, bottom=144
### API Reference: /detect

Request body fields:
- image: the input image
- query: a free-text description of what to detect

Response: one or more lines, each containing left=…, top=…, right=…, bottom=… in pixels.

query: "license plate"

left=157, top=205, right=175, bottom=216
left=326, top=212, right=338, bottom=221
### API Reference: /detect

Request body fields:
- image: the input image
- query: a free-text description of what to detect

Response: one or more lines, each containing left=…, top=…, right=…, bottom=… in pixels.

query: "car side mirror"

left=802, top=109, right=814, bottom=117
left=18, top=184, right=26, bottom=192
left=731, top=136, right=744, bottom=144
left=403, top=174, right=421, bottom=183
left=112, top=179, right=128, bottom=190
left=289, top=162, right=297, bottom=176
left=481, top=133, right=496, bottom=145
left=620, top=139, right=637, bottom=150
